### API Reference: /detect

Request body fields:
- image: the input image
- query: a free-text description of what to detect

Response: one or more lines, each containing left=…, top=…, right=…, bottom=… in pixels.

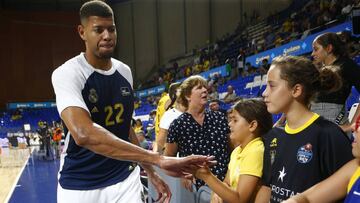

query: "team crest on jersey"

left=89, top=88, right=98, bottom=103
left=297, top=143, right=313, bottom=164
left=121, top=87, right=131, bottom=96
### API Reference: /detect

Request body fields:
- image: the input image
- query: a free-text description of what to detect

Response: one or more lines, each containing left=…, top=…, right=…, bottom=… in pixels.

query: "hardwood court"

left=0, top=147, right=31, bottom=203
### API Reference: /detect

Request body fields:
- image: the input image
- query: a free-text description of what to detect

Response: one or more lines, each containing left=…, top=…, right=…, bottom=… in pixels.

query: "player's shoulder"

left=52, top=54, right=87, bottom=79
left=112, top=58, right=131, bottom=73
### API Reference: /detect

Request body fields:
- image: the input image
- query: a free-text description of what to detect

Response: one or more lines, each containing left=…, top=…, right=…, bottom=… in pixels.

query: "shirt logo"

left=297, top=143, right=313, bottom=164
left=270, top=138, right=277, bottom=147
left=88, top=88, right=98, bottom=103
left=91, top=106, right=99, bottom=113
left=278, top=166, right=286, bottom=182
left=121, top=87, right=131, bottom=96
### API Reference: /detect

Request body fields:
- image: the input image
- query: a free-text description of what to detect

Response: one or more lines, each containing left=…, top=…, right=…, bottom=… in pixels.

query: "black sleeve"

left=319, top=122, right=353, bottom=180
left=342, top=58, right=360, bottom=92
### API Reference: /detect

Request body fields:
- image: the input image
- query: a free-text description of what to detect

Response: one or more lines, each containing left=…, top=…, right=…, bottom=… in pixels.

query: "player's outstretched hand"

left=159, top=155, right=216, bottom=178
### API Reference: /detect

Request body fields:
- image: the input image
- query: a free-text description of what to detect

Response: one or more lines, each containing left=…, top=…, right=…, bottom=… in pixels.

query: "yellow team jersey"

left=155, top=93, right=170, bottom=140
left=228, top=137, right=264, bottom=189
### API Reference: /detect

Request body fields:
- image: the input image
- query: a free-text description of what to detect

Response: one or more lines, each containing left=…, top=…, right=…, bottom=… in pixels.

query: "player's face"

left=262, top=65, right=293, bottom=114
left=351, top=116, right=360, bottom=158
left=311, top=41, right=327, bottom=64
left=228, top=110, right=251, bottom=144
left=80, top=16, right=117, bottom=59
left=188, top=84, right=208, bottom=108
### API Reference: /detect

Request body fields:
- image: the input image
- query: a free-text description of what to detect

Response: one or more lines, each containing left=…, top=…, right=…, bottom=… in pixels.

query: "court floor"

left=0, top=148, right=59, bottom=203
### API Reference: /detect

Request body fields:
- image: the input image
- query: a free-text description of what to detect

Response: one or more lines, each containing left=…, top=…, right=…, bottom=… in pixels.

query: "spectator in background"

left=157, top=82, right=185, bottom=154
left=208, top=85, right=219, bottom=101
left=259, top=58, right=270, bottom=74
left=223, top=85, right=237, bottom=104
left=237, top=48, right=246, bottom=77
left=136, top=130, right=151, bottom=150
left=133, top=119, right=143, bottom=134
left=265, top=30, right=275, bottom=49
left=53, top=126, right=62, bottom=159
left=274, top=33, right=283, bottom=47
left=339, top=30, right=360, bottom=58
left=154, top=89, right=171, bottom=150
left=311, top=32, right=360, bottom=133
left=208, top=99, right=227, bottom=115
left=146, top=110, right=156, bottom=141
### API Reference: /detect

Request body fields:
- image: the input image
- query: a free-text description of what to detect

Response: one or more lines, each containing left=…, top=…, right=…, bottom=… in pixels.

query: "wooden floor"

left=0, top=147, right=31, bottom=203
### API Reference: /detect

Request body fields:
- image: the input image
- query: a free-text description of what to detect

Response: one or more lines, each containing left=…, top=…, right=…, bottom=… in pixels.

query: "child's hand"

left=194, top=166, right=212, bottom=179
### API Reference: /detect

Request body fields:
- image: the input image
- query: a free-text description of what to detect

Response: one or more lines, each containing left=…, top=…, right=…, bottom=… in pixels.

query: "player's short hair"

left=80, top=0, right=114, bottom=24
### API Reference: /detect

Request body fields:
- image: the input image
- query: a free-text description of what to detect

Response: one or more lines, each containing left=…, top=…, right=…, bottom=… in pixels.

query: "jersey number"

left=104, top=103, right=124, bottom=126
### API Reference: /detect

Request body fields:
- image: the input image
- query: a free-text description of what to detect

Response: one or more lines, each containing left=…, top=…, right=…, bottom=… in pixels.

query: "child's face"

left=352, top=116, right=360, bottom=158
left=228, top=110, right=251, bottom=143
left=262, top=65, right=293, bottom=114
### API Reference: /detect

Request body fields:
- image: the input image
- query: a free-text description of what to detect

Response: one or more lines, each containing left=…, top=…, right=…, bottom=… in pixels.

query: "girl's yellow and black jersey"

left=262, top=114, right=353, bottom=203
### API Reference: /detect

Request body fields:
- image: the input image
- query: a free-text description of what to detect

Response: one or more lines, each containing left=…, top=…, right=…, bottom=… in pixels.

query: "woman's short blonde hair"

left=178, top=75, right=208, bottom=108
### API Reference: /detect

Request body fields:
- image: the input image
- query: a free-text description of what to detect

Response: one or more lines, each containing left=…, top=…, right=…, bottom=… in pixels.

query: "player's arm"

left=62, top=106, right=163, bottom=165
left=61, top=106, right=213, bottom=175
left=283, top=159, right=358, bottom=203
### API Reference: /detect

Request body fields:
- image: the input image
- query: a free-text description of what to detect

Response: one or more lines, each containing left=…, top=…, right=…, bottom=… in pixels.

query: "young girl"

left=193, top=98, right=273, bottom=203
left=255, top=56, right=353, bottom=203
left=282, top=115, right=360, bottom=202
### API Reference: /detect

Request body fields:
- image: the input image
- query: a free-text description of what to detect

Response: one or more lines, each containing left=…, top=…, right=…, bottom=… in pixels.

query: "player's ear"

left=78, top=25, right=86, bottom=41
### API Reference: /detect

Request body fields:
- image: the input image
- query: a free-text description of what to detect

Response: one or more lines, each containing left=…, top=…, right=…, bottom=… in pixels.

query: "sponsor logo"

left=297, top=143, right=313, bottom=164
left=283, top=45, right=300, bottom=56
left=278, top=166, right=286, bottom=182
left=121, top=87, right=131, bottom=96
left=270, top=184, right=298, bottom=202
left=91, top=106, right=99, bottom=113
left=270, top=138, right=277, bottom=147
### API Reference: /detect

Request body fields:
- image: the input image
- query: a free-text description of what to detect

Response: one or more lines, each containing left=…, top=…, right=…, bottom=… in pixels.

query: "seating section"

left=0, top=108, right=60, bottom=138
